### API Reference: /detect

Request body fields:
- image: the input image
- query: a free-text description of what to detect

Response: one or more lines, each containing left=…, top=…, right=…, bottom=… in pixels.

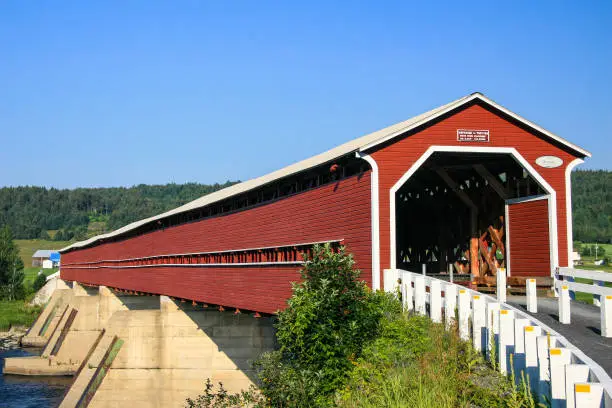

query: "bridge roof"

left=60, top=92, right=590, bottom=253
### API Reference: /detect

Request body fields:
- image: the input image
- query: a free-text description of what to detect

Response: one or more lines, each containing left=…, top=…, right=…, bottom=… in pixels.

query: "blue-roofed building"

left=32, top=250, right=61, bottom=268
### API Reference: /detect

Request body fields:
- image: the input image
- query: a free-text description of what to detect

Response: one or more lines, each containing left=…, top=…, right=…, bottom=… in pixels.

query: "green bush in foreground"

left=255, top=243, right=390, bottom=407
left=186, top=244, right=537, bottom=407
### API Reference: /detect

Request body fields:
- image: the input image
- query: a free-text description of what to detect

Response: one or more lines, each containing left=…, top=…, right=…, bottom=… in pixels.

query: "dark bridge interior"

left=395, top=152, right=545, bottom=282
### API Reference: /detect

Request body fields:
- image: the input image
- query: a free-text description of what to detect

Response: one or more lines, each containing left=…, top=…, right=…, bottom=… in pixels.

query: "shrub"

left=185, top=379, right=263, bottom=408
left=255, top=243, right=391, bottom=407
left=32, top=272, right=47, bottom=292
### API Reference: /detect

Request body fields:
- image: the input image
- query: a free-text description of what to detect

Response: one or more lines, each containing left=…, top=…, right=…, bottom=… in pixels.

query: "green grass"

left=15, top=238, right=71, bottom=268
left=337, top=313, right=536, bottom=408
left=0, top=300, right=42, bottom=331
left=23, top=266, right=59, bottom=288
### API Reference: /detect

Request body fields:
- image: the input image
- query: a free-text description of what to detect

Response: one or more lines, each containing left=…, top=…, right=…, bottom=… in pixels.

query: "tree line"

left=0, top=170, right=609, bottom=243
left=0, top=182, right=237, bottom=241
left=571, top=169, right=611, bottom=243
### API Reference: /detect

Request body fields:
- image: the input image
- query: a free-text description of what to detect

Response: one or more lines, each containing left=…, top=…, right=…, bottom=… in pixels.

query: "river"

left=0, top=348, right=71, bottom=408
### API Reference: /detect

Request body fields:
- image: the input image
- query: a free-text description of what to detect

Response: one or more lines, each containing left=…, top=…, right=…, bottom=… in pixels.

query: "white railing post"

left=559, top=284, right=571, bottom=324
left=458, top=289, right=470, bottom=341
left=444, top=283, right=457, bottom=329
left=593, top=280, right=603, bottom=307
left=574, top=383, right=604, bottom=408
left=497, top=268, right=507, bottom=303
left=498, top=309, right=515, bottom=375
left=429, top=280, right=442, bottom=323
left=448, top=263, right=454, bottom=284
left=383, top=269, right=394, bottom=293
left=513, top=318, right=529, bottom=384
left=549, top=348, right=572, bottom=407
left=527, top=278, right=538, bottom=313
left=486, top=302, right=500, bottom=361
left=402, top=271, right=413, bottom=312
left=421, top=263, right=426, bottom=276
left=414, top=275, right=426, bottom=315
left=602, top=295, right=612, bottom=338
left=524, top=325, right=543, bottom=394
left=472, top=294, right=486, bottom=353
left=565, top=365, right=590, bottom=408
left=537, top=335, right=557, bottom=401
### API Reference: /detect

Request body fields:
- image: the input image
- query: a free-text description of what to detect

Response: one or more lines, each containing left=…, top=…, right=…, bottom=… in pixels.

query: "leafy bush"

left=32, top=272, right=47, bottom=292
left=185, top=379, right=263, bottom=408
left=255, top=243, right=391, bottom=407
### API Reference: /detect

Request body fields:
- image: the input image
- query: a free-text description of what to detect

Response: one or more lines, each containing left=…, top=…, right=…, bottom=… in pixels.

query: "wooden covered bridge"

left=60, top=92, right=590, bottom=315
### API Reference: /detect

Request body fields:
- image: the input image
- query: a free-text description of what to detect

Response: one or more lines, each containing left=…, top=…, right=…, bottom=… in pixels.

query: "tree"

left=255, top=244, right=386, bottom=407
left=32, top=272, right=47, bottom=292
left=0, top=225, right=25, bottom=300
left=53, top=230, right=65, bottom=241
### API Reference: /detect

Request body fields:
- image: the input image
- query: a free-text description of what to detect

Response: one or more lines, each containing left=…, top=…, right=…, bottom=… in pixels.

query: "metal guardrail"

left=385, top=268, right=612, bottom=408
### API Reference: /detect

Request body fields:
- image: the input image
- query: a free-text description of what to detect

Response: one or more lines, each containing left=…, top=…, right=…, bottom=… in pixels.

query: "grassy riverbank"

left=0, top=301, right=42, bottom=331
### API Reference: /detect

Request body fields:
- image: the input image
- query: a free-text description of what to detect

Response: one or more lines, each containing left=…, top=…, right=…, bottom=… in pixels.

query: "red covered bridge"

left=60, top=93, right=590, bottom=314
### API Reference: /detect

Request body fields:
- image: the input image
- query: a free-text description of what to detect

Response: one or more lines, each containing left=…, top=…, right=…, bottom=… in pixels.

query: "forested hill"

left=0, top=182, right=237, bottom=240
left=572, top=170, right=611, bottom=243
left=0, top=170, right=609, bottom=243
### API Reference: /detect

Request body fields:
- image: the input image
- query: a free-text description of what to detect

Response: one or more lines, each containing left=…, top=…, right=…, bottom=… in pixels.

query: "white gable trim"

left=360, top=93, right=591, bottom=158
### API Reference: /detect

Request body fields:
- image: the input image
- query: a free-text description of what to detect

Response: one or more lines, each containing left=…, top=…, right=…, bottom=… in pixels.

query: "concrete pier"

left=4, top=282, right=276, bottom=407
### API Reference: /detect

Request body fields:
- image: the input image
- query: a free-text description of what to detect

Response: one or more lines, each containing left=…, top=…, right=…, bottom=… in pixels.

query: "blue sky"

left=1, top=1, right=610, bottom=188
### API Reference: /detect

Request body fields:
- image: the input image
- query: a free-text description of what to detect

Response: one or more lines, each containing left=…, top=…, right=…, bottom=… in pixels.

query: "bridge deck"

left=507, top=295, right=612, bottom=375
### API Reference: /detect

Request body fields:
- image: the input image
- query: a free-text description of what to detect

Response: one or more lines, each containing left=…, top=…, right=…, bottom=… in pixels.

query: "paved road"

left=507, top=295, right=612, bottom=376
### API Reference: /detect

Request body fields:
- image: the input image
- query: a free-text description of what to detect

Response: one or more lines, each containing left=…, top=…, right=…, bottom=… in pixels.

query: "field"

left=15, top=238, right=71, bottom=268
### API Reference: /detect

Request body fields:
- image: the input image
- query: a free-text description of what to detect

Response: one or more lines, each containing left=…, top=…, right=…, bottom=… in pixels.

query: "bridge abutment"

left=5, top=285, right=276, bottom=407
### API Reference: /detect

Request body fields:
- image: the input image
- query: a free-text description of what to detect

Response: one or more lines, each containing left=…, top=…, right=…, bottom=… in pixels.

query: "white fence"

left=556, top=267, right=612, bottom=337
left=385, top=268, right=612, bottom=408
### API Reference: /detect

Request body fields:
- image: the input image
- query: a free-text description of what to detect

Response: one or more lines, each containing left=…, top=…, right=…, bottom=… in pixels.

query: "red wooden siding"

left=507, top=198, right=551, bottom=276
left=60, top=265, right=301, bottom=313
left=371, top=102, right=579, bottom=285
left=61, top=172, right=372, bottom=313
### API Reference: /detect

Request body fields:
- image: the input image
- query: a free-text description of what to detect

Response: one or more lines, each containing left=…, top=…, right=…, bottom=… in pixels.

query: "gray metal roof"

left=33, top=249, right=55, bottom=258
left=60, top=93, right=591, bottom=253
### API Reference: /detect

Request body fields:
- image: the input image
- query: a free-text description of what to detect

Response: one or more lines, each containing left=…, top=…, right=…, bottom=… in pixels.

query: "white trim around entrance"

left=389, top=145, right=559, bottom=277
left=565, top=158, right=584, bottom=268
left=356, top=152, right=381, bottom=290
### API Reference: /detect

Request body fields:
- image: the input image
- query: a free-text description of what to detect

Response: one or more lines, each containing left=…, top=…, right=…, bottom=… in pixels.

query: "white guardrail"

left=555, top=268, right=612, bottom=336
left=384, top=269, right=612, bottom=408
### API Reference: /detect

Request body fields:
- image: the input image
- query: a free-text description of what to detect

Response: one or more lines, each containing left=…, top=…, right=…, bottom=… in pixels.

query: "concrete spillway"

left=3, top=282, right=276, bottom=407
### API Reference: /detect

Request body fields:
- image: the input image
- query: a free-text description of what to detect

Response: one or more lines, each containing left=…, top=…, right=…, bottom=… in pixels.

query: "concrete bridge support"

left=4, top=282, right=276, bottom=408
left=5, top=282, right=158, bottom=376
left=60, top=296, right=275, bottom=407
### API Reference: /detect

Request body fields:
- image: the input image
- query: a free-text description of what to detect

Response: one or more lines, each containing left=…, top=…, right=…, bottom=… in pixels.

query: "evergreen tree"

left=0, top=225, right=25, bottom=300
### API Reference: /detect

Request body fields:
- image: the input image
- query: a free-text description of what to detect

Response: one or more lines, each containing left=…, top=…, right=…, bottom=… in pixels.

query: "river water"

left=0, top=348, right=71, bottom=408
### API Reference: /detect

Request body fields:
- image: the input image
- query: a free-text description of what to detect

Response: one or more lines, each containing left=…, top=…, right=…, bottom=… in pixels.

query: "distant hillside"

left=572, top=169, right=611, bottom=243
left=0, top=182, right=237, bottom=240
left=0, top=169, right=609, bottom=244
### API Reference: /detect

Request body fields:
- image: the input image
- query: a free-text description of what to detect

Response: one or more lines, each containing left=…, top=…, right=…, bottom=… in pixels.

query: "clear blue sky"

left=1, top=1, right=610, bottom=188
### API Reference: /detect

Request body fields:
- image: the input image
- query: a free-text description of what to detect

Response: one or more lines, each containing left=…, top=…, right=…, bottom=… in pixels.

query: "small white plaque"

left=535, top=155, right=563, bottom=168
